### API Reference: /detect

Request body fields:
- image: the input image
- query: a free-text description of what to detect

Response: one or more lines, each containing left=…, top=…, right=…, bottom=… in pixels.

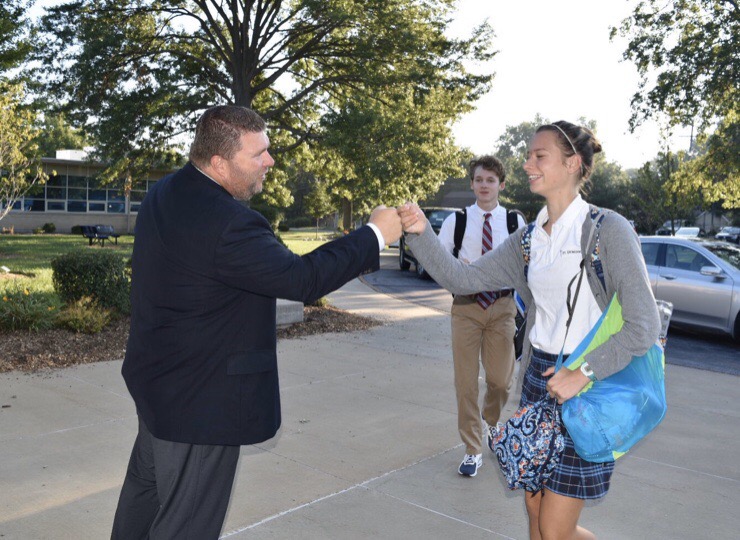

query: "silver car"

left=715, top=226, right=740, bottom=244
left=640, top=236, right=740, bottom=341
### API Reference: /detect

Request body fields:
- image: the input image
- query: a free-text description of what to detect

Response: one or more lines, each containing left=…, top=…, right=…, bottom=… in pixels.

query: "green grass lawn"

left=0, top=234, right=134, bottom=293
left=0, top=228, right=336, bottom=293
left=279, top=227, right=340, bottom=255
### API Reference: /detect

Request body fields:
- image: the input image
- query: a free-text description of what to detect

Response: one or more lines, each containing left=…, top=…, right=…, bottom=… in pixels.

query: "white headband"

left=547, top=124, right=578, bottom=156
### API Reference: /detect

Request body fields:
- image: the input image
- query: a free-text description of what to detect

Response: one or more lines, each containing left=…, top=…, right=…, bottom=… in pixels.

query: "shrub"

left=51, top=250, right=130, bottom=313
left=307, top=296, right=328, bottom=307
left=33, top=227, right=45, bottom=234
left=277, top=223, right=290, bottom=232
left=287, top=216, right=313, bottom=228
left=42, top=222, right=56, bottom=233
left=56, top=296, right=113, bottom=334
left=71, top=225, right=83, bottom=235
left=0, top=286, right=57, bottom=332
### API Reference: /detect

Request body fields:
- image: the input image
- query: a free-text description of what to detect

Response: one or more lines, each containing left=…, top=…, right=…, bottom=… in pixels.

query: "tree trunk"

left=341, top=198, right=352, bottom=232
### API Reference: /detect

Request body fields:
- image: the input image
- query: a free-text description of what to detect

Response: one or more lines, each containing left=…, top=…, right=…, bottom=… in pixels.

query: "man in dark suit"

left=111, top=105, right=402, bottom=539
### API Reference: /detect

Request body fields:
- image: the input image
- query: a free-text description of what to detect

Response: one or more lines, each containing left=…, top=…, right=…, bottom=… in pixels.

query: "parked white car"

left=640, top=236, right=740, bottom=340
left=655, top=219, right=689, bottom=235
left=674, top=226, right=705, bottom=238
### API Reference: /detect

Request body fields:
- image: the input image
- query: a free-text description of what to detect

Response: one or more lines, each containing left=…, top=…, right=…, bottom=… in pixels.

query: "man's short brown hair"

left=189, top=105, right=266, bottom=168
left=468, top=155, right=506, bottom=183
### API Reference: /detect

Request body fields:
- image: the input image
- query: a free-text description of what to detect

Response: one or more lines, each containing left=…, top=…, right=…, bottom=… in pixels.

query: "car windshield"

left=705, top=243, right=740, bottom=270
left=719, top=227, right=739, bottom=234
left=425, top=209, right=455, bottom=228
left=676, top=227, right=699, bottom=236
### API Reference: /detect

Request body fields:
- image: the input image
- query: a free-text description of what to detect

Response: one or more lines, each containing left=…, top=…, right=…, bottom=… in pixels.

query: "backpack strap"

left=588, top=205, right=608, bottom=293
left=521, top=222, right=536, bottom=281
left=520, top=206, right=610, bottom=293
left=507, top=209, right=525, bottom=235
left=453, top=208, right=467, bottom=259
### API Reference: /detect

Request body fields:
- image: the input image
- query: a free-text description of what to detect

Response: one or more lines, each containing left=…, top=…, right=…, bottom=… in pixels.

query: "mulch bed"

left=0, top=306, right=382, bottom=374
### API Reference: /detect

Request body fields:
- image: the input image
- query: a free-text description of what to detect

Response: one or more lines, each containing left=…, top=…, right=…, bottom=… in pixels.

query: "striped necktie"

left=476, top=213, right=494, bottom=309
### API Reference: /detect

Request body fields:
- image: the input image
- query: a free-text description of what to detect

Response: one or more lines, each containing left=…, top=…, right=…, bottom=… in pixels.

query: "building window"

left=7, top=167, right=160, bottom=215
left=46, top=201, right=65, bottom=211
left=129, top=190, right=146, bottom=214
left=67, top=188, right=87, bottom=201
left=67, top=201, right=87, bottom=212
left=89, top=189, right=106, bottom=201
left=68, top=175, right=87, bottom=188
left=46, top=186, right=66, bottom=199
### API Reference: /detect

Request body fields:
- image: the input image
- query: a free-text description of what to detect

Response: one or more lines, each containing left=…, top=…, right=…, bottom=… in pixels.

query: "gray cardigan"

left=405, top=208, right=661, bottom=390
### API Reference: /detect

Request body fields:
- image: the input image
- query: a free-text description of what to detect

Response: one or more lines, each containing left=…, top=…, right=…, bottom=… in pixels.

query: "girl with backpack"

left=399, top=120, right=660, bottom=539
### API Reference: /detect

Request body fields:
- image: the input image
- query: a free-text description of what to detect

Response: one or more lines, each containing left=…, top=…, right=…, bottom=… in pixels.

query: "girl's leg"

left=537, top=488, right=595, bottom=540
left=524, top=491, right=544, bottom=540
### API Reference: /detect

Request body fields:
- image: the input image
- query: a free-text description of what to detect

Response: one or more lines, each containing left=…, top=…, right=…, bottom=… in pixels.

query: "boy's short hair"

left=468, top=155, right=505, bottom=183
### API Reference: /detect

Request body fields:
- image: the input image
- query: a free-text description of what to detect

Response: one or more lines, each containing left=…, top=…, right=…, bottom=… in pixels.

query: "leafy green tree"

left=584, top=157, right=631, bottom=215
left=628, top=162, right=669, bottom=234
left=35, top=0, right=495, bottom=213
left=626, top=151, right=697, bottom=234
left=0, top=0, right=32, bottom=73
left=669, top=113, right=739, bottom=208
left=303, top=179, right=334, bottom=238
left=0, top=82, right=48, bottom=222
left=34, top=113, right=90, bottom=158
left=612, top=0, right=739, bottom=208
left=319, top=80, right=473, bottom=228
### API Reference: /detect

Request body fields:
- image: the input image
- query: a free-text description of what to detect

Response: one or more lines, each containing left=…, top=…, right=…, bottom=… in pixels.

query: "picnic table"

left=80, top=225, right=121, bottom=247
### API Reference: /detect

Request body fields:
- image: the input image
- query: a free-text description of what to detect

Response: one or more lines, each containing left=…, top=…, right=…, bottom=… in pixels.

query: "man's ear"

left=209, top=154, right=225, bottom=175
left=499, top=181, right=505, bottom=190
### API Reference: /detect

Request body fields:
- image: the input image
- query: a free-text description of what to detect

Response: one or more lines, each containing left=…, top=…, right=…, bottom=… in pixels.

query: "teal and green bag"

left=555, top=293, right=667, bottom=463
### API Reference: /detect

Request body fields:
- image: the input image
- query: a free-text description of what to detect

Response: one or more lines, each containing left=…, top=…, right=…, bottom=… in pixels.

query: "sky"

left=448, top=0, right=693, bottom=169
left=30, top=0, right=692, bottom=170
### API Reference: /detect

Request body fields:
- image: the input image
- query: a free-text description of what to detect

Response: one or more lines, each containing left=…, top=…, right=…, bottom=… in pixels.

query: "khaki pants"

left=451, top=294, right=516, bottom=455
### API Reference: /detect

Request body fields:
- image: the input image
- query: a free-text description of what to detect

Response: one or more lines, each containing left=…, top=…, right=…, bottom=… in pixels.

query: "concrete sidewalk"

left=1, top=278, right=738, bottom=539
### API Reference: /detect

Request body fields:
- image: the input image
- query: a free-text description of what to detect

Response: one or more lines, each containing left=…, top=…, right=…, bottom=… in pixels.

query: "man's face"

left=220, top=131, right=275, bottom=201
left=470, top=166, right=503, bottom=206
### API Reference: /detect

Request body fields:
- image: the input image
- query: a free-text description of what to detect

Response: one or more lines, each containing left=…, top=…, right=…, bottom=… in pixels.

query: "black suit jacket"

left=122, top=163, right=380, bottom=445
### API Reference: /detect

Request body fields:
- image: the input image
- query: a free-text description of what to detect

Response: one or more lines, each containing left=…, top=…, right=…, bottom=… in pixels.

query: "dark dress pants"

left=111, top=416, right=241, bottom=540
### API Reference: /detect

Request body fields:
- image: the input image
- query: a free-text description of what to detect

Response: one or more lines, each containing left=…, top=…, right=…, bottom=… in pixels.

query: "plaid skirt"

left=520, top=348, right=614, bottom=500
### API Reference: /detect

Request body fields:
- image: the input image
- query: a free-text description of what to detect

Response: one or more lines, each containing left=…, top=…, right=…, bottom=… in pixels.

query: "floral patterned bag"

left=488, top=398, right=565, bottom=492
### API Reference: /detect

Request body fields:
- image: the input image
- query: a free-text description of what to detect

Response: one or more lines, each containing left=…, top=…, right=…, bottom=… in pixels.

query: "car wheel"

left=734, top=314, right=740, bottom=343
left=416, top=261, right=429, bottom=279
left=399, top=238, right=411, bottom=270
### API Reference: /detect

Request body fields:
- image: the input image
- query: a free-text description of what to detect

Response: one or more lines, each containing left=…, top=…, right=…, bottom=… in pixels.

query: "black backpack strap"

left=453, top=208, right=467, bottom=259
left=507, top=209, right=525, bottom=235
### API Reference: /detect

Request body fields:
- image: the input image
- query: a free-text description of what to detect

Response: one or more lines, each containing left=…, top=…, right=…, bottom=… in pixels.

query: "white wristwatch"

left=580, top=362, right=596, bottom=381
